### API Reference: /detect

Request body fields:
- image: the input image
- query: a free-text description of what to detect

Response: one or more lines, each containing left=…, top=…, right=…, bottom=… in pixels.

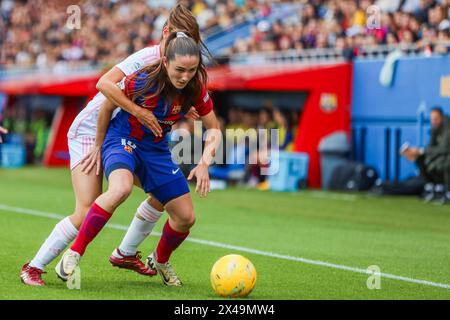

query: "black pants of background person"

left=416, top=154, right=450, bottom=191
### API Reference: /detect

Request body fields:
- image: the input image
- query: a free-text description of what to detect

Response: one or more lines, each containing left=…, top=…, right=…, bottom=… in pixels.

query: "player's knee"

left=181, top=210, right=196, bottom=229
left=108, top=184, right=132, bottom=204
left=187, top=215, right=196, bottom=229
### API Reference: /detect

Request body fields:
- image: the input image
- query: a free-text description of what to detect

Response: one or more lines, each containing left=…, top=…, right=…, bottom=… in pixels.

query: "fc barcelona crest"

left=124, top=145, right=134, bottom=154
left=172, top=105, right=181, bottom=114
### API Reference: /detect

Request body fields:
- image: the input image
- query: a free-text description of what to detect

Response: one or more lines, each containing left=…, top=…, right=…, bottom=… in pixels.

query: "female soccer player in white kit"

left=20, top=4, right=207, bottom=286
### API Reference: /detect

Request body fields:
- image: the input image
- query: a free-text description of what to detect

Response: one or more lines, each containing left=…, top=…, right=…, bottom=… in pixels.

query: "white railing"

left=228, top=48, right=345, bottom=65
left=220, top=41, right=450, bottom=65
left=0, top=62, right=101, bottom=80
left=357, top=41, right=450, bottom=59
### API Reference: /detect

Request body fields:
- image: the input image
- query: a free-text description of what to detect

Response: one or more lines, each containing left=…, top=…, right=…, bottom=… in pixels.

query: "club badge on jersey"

left=172, top=105, right=181, bottom=115
left=121, top=139, right=137, bottom=154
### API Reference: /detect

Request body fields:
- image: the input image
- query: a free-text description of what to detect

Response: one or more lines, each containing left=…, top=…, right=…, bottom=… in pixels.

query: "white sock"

left=29, top=217, right=78, bottom=271
left=116, top=199, right=163, bottom=257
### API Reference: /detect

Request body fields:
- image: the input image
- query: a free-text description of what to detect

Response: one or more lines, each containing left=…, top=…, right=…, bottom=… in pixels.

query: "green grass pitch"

left=0, top=167, right=450, bottom=299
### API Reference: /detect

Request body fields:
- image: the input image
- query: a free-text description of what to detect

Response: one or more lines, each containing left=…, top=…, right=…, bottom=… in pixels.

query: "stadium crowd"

left=1, top=0, right=450, bottom=70
left=228, top=0, right=450, bottom=57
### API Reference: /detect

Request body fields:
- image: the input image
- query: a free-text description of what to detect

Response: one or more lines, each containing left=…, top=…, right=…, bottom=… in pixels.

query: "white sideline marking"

left=1, top=203, right=449, bottom=291
left=308, top=191, right=357, bottom=202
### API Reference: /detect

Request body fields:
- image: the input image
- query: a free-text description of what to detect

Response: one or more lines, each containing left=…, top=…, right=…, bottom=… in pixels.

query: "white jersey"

left=67, top=45, right=161, bottom=139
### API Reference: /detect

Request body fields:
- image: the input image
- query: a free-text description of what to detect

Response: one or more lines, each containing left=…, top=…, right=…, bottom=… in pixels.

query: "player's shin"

left=155, top=219, right=190, bottom=264
left=70, top=202, right=112, bottom=256
left=29, top=217, right=78, bottom=270
left=116, top=198, right=163, bottom=256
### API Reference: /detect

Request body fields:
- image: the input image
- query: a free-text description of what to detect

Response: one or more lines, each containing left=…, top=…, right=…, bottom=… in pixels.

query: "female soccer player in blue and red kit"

left=55, top=31, right=221, bottom=286
left=20, top=4, right=209, bottom=287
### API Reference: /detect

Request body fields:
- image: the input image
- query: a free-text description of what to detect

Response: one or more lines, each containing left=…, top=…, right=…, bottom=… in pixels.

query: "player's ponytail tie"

left=176, top=32, right=188, bottom=38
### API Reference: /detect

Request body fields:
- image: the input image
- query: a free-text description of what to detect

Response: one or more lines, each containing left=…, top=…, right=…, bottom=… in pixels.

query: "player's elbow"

left=97, top=67, right=124, bottom=93
left=96, top=77, right=106, bottom=92
left=212, top=121, right=221, bottom=131
left=206, top=119, right=221, bottom=132
left=96, top=74, right=116, bottom=94
left=207, top=122, right=222, bottom=141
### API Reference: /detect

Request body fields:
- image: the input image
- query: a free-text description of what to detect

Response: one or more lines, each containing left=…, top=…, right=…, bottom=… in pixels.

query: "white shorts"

left=68, top=135, right=96, bottom=170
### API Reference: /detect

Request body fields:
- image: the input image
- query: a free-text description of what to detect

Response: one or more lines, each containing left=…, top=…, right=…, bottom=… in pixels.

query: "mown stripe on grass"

left=1, top=203, right=449, bottom=291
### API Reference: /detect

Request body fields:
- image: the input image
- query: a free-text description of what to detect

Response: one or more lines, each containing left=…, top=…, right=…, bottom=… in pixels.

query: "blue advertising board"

left=352, top=55, right=450, bottom=181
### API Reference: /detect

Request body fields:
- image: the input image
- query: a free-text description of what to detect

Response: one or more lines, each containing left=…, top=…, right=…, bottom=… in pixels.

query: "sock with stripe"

left=70, top=202, right=112, bottom=256
left=29, top=217, right=78, bottom=271
left=115, top=199, right=163, bottom=257
left=155, top=220, right=189, bottom=264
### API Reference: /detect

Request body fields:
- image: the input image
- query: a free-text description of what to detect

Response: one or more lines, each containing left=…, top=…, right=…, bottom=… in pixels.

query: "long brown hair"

left=129, top=31, right=207, bottom=114
left=164, top=4, right=214, bottom=63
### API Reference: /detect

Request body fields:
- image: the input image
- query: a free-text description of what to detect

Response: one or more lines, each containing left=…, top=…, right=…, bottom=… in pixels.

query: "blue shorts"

left=102, top=135, right=190, bottom=205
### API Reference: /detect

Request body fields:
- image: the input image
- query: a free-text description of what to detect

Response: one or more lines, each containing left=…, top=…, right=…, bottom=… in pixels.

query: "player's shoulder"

left=135, top=45, right=161, bottom=62
left=128, top=66, right=151, bottom=81
left=133, top=44, right=159, bottom=56
left=199, top=84, right=211, bottom=104
left=122, top=69, right=151, bottom=96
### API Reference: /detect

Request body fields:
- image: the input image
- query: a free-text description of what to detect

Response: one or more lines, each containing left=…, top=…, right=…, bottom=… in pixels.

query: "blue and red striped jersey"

left=108, top=70, right=213, bottom=142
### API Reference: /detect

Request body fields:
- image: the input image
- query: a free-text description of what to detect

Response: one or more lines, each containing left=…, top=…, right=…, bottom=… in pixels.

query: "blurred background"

left=0, top=0, right=449, bottom=201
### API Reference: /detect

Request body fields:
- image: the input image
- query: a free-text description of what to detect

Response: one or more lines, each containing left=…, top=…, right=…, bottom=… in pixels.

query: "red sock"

left=71, top=202, right=112, bottom=256
left=156, top=220, right=189, bottom=263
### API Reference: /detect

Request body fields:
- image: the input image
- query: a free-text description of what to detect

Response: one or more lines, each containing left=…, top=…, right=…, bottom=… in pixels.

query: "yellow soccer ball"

left=210, top=254, right=257, bottom=298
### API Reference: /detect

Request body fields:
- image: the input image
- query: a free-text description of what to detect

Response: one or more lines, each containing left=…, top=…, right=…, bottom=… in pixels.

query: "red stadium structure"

left=0, top=71, right=99, bottom=166
left=0, top=63, right=352, bottom=188
left=208, top=63, right=352, bottom=188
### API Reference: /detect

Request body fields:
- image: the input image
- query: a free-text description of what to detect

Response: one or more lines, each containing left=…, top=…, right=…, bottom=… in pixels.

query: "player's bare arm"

left=97, top=67, right=162, bottom=137
left=188, top=111, right=222, bottom=198
left=80, top=99, right=117, bottom=175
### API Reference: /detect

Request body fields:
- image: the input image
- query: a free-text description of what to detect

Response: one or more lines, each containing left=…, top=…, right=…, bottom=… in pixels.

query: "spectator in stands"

left=0, top=126, right=7, bottom=143
left=244, top=109, right=269, bottom=189
left=225, top=106, right=243, bottom=130
left=435, top=20, right=450, bottom=53
left=401, top=106, right=450, bottom=203
left=273, top=108, right=294, bottom=151
left=30, top=109, right=50, bottom=163
left=257, top=105, right=276, bottom=131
